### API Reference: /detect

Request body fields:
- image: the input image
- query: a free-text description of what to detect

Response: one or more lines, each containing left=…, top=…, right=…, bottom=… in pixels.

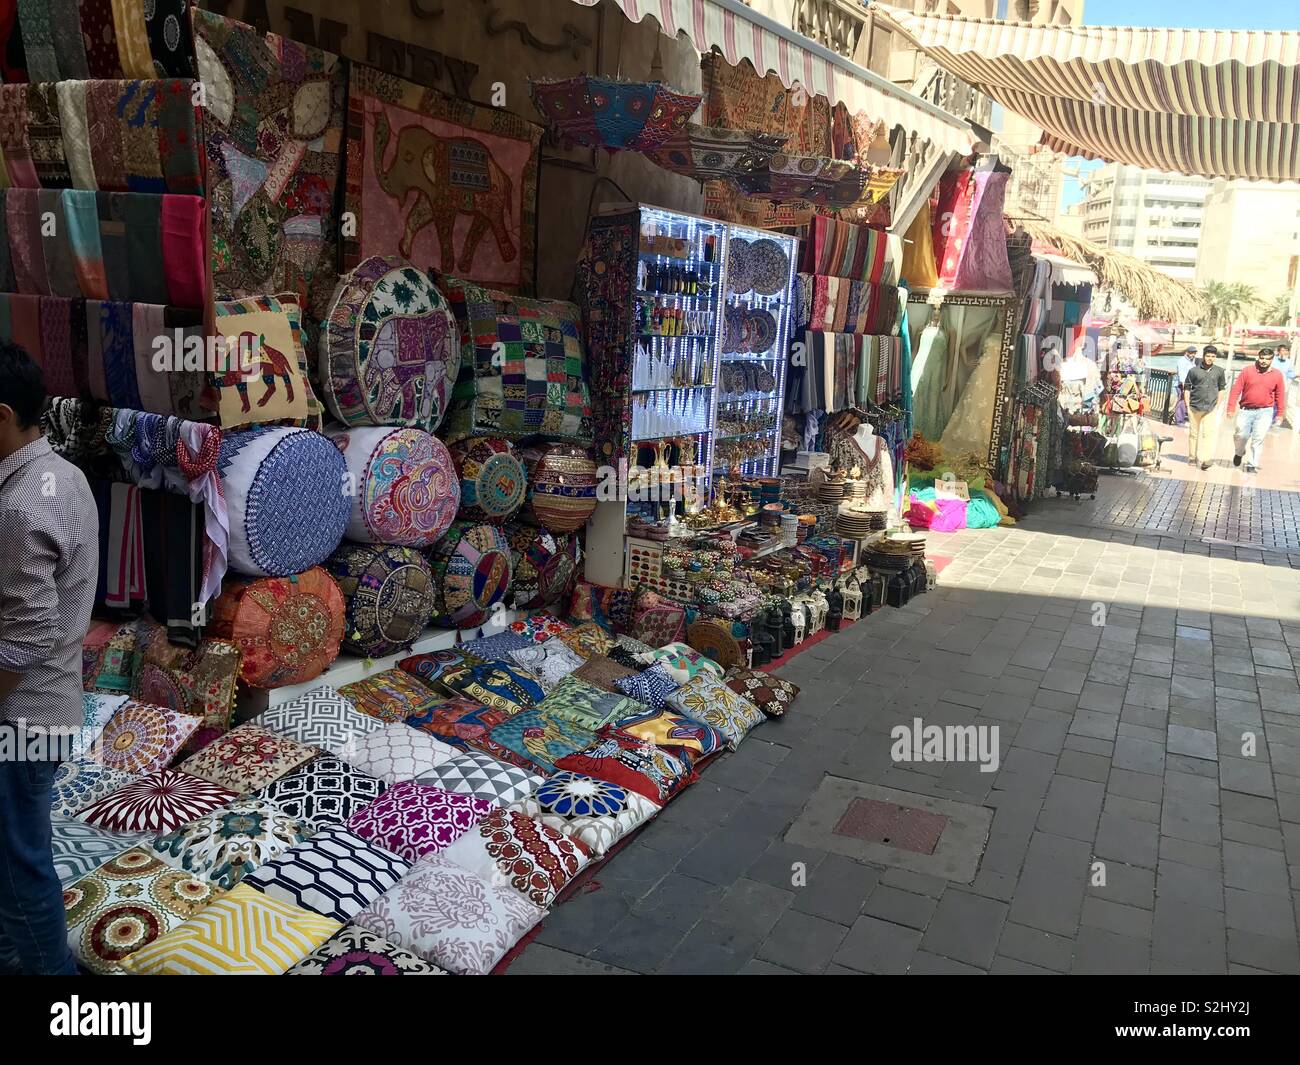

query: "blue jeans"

left=0, top=731, right=76, bottom=975
left=1233, top=407, right=1274, bottom=469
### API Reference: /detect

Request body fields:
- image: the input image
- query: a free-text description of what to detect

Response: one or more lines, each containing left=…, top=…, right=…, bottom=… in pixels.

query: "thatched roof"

left=1007, top=217, right=1202, bottom=322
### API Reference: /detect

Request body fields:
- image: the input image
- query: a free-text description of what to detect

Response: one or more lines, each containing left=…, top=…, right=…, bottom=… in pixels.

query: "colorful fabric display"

left=342, top=65, right=541, bottom=292
left=396, top=647, right=487, bottom=696
left=425, top=519, right=512, bottom=629
left=724, top=666, right=800, bottom=718
left=644, top=122, right=787, bottom=184
left=508, top=638, right=585, bottom=692
left=77, top=768, right=238, bottom=833
left=700, top=52, right=832, bottom=157
left=632, top=642, right=724, bottom=686
left=339, top=668, right=445, bottom=724
left=628, top=587, right=687, bottom=647
left=613, top=664, right=679, bottom=712
left=151, top=796, right=315, bottom=889
left=567, top=579, right=634, bottom=633
left=210, top=293, right=319, bottom=430
left=508, top=612, right=571, bottom=644
left=257, top=685, right=383, bottom=759
left=254, top=757, right=387, bottom=828
left=529, top=75, right=699, bottom=153
left=608, top=706, right=727, bottom=765
left=504, top=523, right=578, bottom=611
left=441, top=278, right=593, bottom=444
left=557, top=622, right=614, bottom=659
left=440, top=808, right=590, bottom=910
left=508, top=771, right=660, bottom=858
left=207, top=568, right=345, bottom=688
left=535, top=675, right=642, bottom=731
left=458, top=630, right=534, bottom=659
left=803, top=214, right=890, bottom=284
left=179, top=722, right=318, bottom=795
left=325, top=425, right=459, bottom=547
left=286, top=925, right=445, bottom=975
left=319, top=255, right=461, bottom=431
left=326, top=542, right=437, bottom=658
left=438, top=659, right=544, bottom=717
left=129, top=620, right=241, bottom=743
left=346, top=780, right=493, bottom=862
left=217, top=426, right=350, bottom=577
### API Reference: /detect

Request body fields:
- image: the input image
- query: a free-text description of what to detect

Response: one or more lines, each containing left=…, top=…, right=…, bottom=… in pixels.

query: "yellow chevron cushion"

left=121, top=884, right=341, bottom=975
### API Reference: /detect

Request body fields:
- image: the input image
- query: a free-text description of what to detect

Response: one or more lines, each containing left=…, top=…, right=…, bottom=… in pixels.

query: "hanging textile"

left=802, top=214, right=890, bottom=284
left=900, top=199, right=939, bottom=289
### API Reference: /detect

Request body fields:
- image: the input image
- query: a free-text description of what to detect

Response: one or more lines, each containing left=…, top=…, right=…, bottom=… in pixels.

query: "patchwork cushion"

left=353, top=853, right=545, bottom=975
left=346, top=780, right=494, bottom=862
left=206, top=566, right=345, bottom=678
left=608, top=707, right=727, bottom=765
left=151, top=798, right=316, bottom=890
left=51, top=817, right=149, bottom=888
left=244, top=826, right=410, bottom=924
left=509, top=772, right=660, bottom=857
left=129, top=619, right=242, bottom=740
left=567, top=580, right=635, bottom=633
left=425, top=519, right=513, bottom=629
left=557, top=622, right=614, bottom=658
left=441, top=808, right=590, bottom=909
left=92, top=699, right=201, bottom=775
left=340, top=724, right=458, bottom=784
left=397, top=648, right=488, bottom=696
left=416, top=750, right=542, bottom=806
left=51, top=758, right=137, bottom=818
left=508, top=638, right=586, bottom=691
left=630, top=589, right=687, bottom=647
left=665, top=673, right=765, bottom=750
left=179, top=723, right=318, bottom=794
left=613, top=663, right=680, bottom=711
left=121, top=883, right=342, bottom=975
left=404, top=696, right=516, bottom=751
left=439, top=659, right=544, bottom=715
left=459, top=630, right=534, bottom=660
left=77, top=769, right=239, bottom=834
left=254, top=757, right=387, bottom=827
left=339, top=668, right=445, bottom=723
left=633, top=641, right=724, bottom=686
left=508, top=613, right=571, bottom=644
left=257, top=684, right=383, bottom=756
left=325, top=541, right=439, bottom=656
left=286, top=924, right=446, bottom=975
left=724, top=666, right=800, bottom=719
left=537, top=675, right=646, bottom=731
left=555, top=734, right=695, bottom=804
left=63, top=847, right=221, bottom=975
left=482, top=707, right=597, bottom=775
left=572, top=654, right=638, bottom=693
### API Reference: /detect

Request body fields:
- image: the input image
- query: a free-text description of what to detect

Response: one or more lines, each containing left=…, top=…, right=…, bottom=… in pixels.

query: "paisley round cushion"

left=449, top=437, right=527, bottom=524
left=521, top=443, right=598, bottom=534
left=325, top=425, right=459, bottom=547
left=218, top=427, right=350, bottom=577
left=319, top=255, right=461, bottom=430
left=504, top=521, right=579, bottom=611
left=326, top=542, right=437, bottom=657
left=425, top=520, right=513, bottom=629
left=207, top=567, right=346, bottom=688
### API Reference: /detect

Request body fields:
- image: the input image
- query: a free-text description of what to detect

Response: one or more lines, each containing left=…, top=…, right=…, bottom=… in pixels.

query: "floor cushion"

left=440, top=808, right=590, bottom=909
left=286, top=924, right=445, bottom=975
left=51, top=758, right=137, bottom=818
left=346, top=780, right=493, bottom=862
left=537, top=675, right=645, bottom=731
left=612, top=663, right=680, bottom=711
left=606, top=707, right=727, bottom=765
left=92, top=699, right=201, bottom=776
left=339, top=668, right=445, bottom=724
left=179, top=722, right=318, bottom=794
left=724, top=666, right=800, bottom=718
left=339, top=724, right=458, bottom=784
left=664, top=673, right=765, bottom=750
left=403, top=696, right=516, bottom=752
left=77, top=769, right=238, bottom=834
left=508, top=638, right=586, bottom=692
left=51, top=816, right=149, bottom=888
left=257, top=684, right=383, bottom=757
left=416, top=749, right=542, bottom=807
left=482, top=706, right=597, bottom=775
left=150, top=797, right=316, bottom=889
left=253, top=757, right=387, bottom=827
left=555, top=733, right=695, bottom=804
left=508, top=771, right=660, bottom=857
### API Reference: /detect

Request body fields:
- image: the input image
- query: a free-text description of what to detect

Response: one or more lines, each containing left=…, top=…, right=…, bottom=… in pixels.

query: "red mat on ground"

left=929, top=555, right=952, bottom=575
left=758, top=618, right=855, bottom=672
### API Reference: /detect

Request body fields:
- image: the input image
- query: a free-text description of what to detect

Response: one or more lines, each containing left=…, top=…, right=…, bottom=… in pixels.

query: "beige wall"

left=201, top=0, right=706, bottom=299
left=1195, top=181, right=1300, bottom=300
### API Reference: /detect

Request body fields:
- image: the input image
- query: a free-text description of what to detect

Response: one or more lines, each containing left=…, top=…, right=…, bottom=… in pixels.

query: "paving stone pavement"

left=508, top=475, right=1300, bottom=975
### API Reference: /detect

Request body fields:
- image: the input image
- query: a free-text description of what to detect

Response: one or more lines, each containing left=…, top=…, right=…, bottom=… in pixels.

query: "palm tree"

left=1198, top=281, right=1231, bottom=331
left=1259, top=292, right=1294, bottom=326
left=1199, top=281, right=1261, bottom=331
left=1224, top=282, right=1260, bottom=326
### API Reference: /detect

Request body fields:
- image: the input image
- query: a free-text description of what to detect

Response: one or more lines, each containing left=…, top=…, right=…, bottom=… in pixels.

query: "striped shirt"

left=0, top=437, right=99, bottom=729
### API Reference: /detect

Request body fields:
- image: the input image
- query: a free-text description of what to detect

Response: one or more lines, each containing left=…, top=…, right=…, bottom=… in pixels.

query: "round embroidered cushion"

left=687, top=619, right=743, bottom=670
left=219, top=426, right=350, bottom=577
left=324, top=425, right=459, bottom=547
left=326, top=542, right=437, bottom=657
left=521, top=442, right=598, bottom=534
left=504, top=521, right=579, bottom=611
left=318, top=255, right=461, bottom=430
left=449, top=436, right=527, bottom=524
left=425, top=519, right=513, bottom=629
left=206, top=567, right=345, bottom=688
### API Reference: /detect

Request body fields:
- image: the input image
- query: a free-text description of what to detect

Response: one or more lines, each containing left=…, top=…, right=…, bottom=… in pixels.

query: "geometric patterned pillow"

left=150, top=797, right=316, bottom=890
left=612, top=663, right=680, bottom=711
left=723, top=666, right=800, bottom=718
left=253, top=757, right=386, bottom=827
left=50, top=758, right=138, bottom=818
left=664, top=673, right=764, bottom=750
left=179, top=723, right=319, bottom=794
left=338, top=725, right=458, bottom=785
left=508, top=771, right=660, bottom=857
left=257, top=684, right=383, bottom=756
left=286, top=924, right=446, bottom=975
left=92, top=700, right=202, bottom=775
left=346, top=780, right=494, bottom=863
left=76, top=769, right=239, bottom=834
left=415, top=750, right=542, bottom=806
left=440, top=808, right=590, bottom=909
left=244, top=826, right=411, bottom=924
left=50, top=816, right=149, bottom=888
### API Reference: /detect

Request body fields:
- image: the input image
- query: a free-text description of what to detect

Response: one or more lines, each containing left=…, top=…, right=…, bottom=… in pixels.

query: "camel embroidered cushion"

left=211, top=295, right=315, bottom=430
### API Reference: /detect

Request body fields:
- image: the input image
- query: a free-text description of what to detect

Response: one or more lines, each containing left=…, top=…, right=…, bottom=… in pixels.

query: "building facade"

left=1194, top=180, right=1300, bottom=307
left=1080, top=164, right=1210, bottom=282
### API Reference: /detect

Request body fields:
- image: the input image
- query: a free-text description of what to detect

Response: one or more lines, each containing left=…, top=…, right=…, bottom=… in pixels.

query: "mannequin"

left=852, top=419, right=879, bottom=461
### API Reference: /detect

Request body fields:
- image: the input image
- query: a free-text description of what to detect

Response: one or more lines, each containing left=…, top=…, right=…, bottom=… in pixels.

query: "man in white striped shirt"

left=0, top=342, right=98, bottom=975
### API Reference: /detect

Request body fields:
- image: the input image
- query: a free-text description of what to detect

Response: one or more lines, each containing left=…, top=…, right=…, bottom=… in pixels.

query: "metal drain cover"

left=833, top=798, right=948, bottom=854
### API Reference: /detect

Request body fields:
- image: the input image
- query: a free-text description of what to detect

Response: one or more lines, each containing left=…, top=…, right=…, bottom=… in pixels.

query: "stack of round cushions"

left=425, top=519, right=513, bottom=628
left=207, top=567, right=345, bottom=687
left=324, top=425, right=460, bottom=547
left=218, top=427, right=350, bottom=577
left=519, top=442, right=598, bottom=534
left=318, top=255, right=461, bottom=432
left=504, top=520, right=579, bottom=611
left=325, top=543, right=437, bottom=657
left=449, top=436, right=527, bottom=524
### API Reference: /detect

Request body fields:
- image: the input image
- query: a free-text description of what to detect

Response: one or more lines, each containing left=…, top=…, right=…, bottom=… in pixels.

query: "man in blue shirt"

left=1172, top=346, right=1198, bottom=425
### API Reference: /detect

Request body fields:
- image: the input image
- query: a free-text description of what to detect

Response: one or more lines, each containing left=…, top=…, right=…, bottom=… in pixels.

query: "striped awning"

left=872, top=4, right=1300, bottom=180
left=565, top=0, right=975, bottom=155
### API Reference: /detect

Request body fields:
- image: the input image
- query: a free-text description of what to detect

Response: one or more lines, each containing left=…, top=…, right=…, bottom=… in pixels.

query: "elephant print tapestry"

left=211, top=294, right=315, bottom=430
left=192, top=9, right=346, bottom=335
left=343, top=66, right=541, bottom=295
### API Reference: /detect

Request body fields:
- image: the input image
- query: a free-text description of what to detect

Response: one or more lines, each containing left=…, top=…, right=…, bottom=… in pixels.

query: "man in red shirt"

left=1228, top=347, right=1286, bottom=473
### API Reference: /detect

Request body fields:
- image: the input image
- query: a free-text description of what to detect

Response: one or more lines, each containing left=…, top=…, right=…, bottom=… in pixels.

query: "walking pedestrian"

left=1274, top=341, right=1298, bottom=431
left=1229, top=347, right=1287, bottom=473
left=1172, top=345, right=1197, bottom=425
left=0, top=342, right=99, bottom=975
left=1183, top=345, right=1227, bottom=470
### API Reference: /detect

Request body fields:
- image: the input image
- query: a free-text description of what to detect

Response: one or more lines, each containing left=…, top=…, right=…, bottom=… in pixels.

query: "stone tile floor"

left=509, top=469, right=1300, bottom=975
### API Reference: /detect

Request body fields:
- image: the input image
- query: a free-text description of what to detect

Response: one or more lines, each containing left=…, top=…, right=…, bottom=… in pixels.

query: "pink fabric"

left=7, top=190, right=49, bottom=295
left=929, top=498, right=969, bottom=532
left=346, top=780, right=493, bottom=863
left=38, top=297, right=76, bottom=396
left=952, top=170, right=1013, bottom=292
left=161, top=195, right=205, bottom=308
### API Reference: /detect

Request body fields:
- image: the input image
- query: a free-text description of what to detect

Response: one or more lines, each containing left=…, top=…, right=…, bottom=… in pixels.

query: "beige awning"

left=872, top=4, right=1300, bottom=181
left=565, top=0, right=976, bottom=154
